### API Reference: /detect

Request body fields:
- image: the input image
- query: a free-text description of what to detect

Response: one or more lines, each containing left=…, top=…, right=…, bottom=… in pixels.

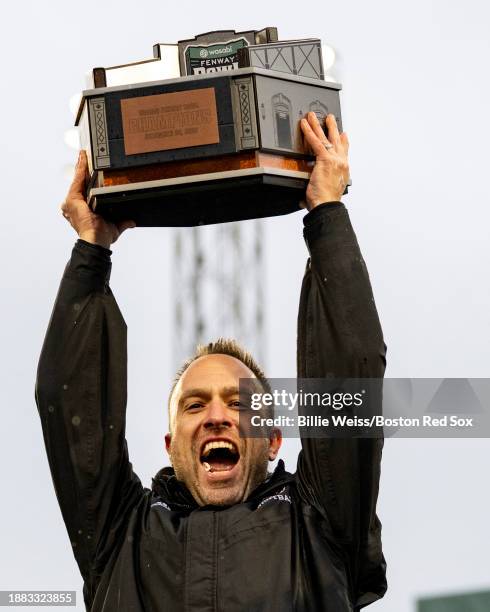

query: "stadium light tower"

left=172, top=219, right=266, bottom=366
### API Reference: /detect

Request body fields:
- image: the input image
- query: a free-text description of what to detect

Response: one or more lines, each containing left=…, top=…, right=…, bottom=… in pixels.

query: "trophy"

left=76, top=28, right=345, bottom=226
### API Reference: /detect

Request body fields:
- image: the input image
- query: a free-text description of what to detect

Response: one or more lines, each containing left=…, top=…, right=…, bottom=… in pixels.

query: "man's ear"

left=165, top=433, right=172, bottom=456
left=268, top=427, right=282, bottom=461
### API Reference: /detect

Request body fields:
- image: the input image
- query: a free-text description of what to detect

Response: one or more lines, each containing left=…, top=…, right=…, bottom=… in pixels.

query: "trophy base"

left=89, top=167, right=308, bottom=226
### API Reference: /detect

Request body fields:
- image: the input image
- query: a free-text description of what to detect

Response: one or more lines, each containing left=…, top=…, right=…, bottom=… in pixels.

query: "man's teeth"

left=202, top=461, right=234, bottom=474
left=202, top=440, right=237, bottom=457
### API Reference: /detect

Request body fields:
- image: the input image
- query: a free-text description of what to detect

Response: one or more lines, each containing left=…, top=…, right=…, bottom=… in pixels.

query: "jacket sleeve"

left=35, top=240, right=144, bottom=602
left=295, top=203, right=387, bottom=609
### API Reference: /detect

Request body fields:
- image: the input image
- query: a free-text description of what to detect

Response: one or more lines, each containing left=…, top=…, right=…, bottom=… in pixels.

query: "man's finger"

left=60, top=205, right=70, bottom=220
left=325, top=114, right=341, bottom=147
left=300, top=118, right=331, bottom=158
left=340, top=132, right=349, bottom=153
left=67, top=151, right=88, bottom=200
left=307, top=112, right=331, bottom=147
left=116, top=220, right=137, bottom=235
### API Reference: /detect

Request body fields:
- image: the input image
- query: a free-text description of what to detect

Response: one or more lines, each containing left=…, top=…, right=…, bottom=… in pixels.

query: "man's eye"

left=186, top=403, right=204, bottom=411
left=229, top=400, right=245, bottom=410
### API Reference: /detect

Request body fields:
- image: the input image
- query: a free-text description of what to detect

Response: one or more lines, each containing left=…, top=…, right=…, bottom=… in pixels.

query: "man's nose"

left=203, top=399, right=233, bottom=429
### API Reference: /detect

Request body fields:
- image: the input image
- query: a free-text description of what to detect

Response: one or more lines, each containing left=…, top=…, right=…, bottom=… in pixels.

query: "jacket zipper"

left=213, top=512, right=219, bottom=612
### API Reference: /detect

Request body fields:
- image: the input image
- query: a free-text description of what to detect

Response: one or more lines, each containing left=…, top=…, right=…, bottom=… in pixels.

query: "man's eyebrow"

left=178, top=388, right=211, bottom=406
left=178, top=386, right=241, bottom=406
left=220, top=386, right=240, bottom=397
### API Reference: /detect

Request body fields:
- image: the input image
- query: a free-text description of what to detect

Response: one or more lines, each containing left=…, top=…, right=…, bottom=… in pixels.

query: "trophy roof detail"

left=84, top=28, right=330, bottom=91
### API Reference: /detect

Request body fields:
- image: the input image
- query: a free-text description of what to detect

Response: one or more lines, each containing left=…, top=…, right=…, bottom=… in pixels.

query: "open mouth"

left=200, top=440, right=240, bottom=473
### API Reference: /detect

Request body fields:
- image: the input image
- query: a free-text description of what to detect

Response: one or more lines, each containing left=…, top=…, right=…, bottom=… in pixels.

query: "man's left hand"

left=300, top=112, right=350, bottom=210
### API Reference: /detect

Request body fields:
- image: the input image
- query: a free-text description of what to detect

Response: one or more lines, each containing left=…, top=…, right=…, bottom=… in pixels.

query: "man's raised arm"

left=296, top=114, right=387, bottom=609
left=35, top=152, right=141, bottom=606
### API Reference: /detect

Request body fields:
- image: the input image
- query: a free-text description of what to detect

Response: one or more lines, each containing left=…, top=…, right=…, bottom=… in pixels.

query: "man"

left=36, top=112, right=387, bottom=611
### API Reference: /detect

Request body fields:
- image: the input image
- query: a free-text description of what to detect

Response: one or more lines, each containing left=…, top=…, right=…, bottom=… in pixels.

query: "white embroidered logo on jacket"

left=257, top=486, right=292, bottom=509
left=151, top=500, right=171, bottom=511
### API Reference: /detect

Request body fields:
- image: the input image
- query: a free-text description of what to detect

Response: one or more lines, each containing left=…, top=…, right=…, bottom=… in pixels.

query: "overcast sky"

left=1, top=1, right=489, bottom=610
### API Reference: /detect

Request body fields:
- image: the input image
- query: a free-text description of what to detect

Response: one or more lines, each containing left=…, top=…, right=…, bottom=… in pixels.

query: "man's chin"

left=197, top=470, right=244, bottom=506
left=199, top=487, right=243, bottom=506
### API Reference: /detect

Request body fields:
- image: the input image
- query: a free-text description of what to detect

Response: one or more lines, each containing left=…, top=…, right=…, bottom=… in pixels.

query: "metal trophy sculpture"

left=76, top=28, right=345, bottom=226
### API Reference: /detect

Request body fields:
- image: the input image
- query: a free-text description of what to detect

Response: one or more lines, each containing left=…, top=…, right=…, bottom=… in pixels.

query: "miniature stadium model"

left=76, top=28, right=344, bottom=226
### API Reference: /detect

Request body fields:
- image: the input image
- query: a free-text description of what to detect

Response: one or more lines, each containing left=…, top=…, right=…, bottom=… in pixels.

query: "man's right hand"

left=61, top=150, right=136, bottom=249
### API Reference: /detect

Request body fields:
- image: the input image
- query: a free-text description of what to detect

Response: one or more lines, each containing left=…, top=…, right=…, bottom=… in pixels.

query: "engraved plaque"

left=121, top=87, right=220, bottom=155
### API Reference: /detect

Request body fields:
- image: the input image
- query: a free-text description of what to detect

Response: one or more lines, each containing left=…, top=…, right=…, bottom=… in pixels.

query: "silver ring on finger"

left=323, top=141, right=334, bottom=151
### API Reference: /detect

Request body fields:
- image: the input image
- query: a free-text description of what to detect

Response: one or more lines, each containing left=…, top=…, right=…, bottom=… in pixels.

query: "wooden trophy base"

left=88, top=152, right=313, bottom=226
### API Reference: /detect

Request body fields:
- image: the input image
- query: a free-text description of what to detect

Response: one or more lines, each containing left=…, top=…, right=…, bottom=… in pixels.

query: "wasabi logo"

left=208, top=45, right=233, bottom=56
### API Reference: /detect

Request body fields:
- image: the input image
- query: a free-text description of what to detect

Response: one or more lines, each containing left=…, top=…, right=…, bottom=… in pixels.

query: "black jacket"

left=36, top=203, right=387, bottom=611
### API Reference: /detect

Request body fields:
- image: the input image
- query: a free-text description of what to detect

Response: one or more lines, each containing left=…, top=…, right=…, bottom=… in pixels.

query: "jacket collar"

left=151, top=459, right=293, bottom=510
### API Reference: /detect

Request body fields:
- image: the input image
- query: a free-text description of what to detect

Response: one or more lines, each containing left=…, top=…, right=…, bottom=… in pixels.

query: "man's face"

left=165, top=354, right=281, bottom=506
